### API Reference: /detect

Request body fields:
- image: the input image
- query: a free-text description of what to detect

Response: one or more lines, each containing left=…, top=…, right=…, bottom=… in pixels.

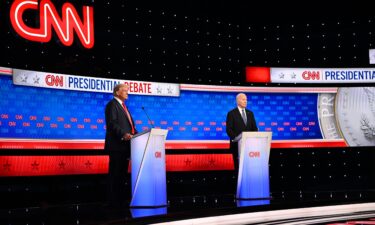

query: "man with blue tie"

left=226, top=93, right=258, bottom=173
left=105, top=83, right=137, bottom=208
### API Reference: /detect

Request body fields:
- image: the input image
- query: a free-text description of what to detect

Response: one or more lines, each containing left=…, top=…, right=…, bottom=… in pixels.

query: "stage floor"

left=2, top=192, right=375, bottom=225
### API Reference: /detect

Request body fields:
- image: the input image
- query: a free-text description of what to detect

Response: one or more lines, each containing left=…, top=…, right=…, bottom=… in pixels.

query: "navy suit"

left=105, top=99, right=136, bottom=154
left=105, top=98, right=137, bottom=207
left=226, top=107, right=258, bottom=171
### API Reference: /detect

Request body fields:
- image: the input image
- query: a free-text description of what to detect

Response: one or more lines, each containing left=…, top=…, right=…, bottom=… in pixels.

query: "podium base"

left=129, top=204, right=168, bottom=209
left=235, top=197, right=272, bottom=200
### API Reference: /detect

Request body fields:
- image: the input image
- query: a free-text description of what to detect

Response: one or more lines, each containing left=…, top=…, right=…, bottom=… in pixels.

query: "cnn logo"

left=10, top=0, right=94, bottom=48
left=249, top=151, right=260, bottom=158
left=302, top=71, right=320, bottom=80
left=155, top=151, right=162, bottom=158
left=45, top=75, right=63, bottom=87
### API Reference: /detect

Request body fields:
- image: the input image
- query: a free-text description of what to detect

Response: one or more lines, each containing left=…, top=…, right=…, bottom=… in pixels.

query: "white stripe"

left=150, top=203, right=375, bottom=225
left=180, top=84, right=338, bottom=93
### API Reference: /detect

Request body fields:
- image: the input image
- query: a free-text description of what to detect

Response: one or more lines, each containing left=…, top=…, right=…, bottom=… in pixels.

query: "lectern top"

left=132, top=130, right=151, bottom=138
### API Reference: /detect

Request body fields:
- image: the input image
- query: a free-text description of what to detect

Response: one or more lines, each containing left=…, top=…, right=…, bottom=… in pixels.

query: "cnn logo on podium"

left=249, top=151, right=260, bottom=158
left=154, top=151, right=162, bottom=158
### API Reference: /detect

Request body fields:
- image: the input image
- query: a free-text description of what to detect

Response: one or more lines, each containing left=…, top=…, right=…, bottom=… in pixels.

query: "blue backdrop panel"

left=0, top=74, right=322, bottom=144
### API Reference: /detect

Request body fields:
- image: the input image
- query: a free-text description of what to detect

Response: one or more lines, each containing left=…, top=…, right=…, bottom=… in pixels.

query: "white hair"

left=236, top=93, right=246, bottom=102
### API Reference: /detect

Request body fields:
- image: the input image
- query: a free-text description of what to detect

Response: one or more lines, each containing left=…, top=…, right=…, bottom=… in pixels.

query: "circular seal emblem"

left=336, top=87, right=375, bottom=146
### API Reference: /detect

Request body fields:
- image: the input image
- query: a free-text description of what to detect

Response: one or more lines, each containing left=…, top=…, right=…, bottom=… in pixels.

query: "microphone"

left=142, top=106, right=155, bottom=129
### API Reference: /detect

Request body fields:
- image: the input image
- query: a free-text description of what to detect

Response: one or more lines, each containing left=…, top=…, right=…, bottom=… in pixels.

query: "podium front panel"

left=237, top=132, right=271, bottom=199
left=130, top=129, right=167, bottom=207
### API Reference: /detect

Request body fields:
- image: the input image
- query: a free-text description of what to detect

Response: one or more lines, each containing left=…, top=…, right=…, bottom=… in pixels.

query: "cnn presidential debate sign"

left=246, top=67, right=375, bottom=83
left=13, top=69, right=180, bottom=96
left=271, top=68, right=375, bottom=83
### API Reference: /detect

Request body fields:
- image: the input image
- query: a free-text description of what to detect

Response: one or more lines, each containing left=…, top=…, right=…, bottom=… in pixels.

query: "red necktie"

left=122, top=103, right=135, bottom=134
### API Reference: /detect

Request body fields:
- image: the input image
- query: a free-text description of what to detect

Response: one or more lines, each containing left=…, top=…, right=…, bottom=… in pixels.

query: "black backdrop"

left=1, top=0, right=375, bottom=206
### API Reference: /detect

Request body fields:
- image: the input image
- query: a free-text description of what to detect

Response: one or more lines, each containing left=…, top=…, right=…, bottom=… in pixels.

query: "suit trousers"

left=107, top=151, right=130, bottom=207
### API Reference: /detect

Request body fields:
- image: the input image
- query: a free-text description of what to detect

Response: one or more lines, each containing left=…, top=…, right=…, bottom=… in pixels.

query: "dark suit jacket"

left=226, top=107, right=258, bottom=155
left=226, top=107, right=258, bottom=140
left=104, top=99, right=137, bottom=154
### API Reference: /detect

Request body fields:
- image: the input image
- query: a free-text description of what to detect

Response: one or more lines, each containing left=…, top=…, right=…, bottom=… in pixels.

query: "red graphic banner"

left=0, top=139, right=347, bottom=150
left=0, top=154, right=235, bottom=176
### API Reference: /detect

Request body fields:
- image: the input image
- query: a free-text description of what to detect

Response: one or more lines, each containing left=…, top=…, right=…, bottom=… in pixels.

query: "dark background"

left=2, top=1, right=375, bottom=85
left=1, top=0, right=375, bottom=207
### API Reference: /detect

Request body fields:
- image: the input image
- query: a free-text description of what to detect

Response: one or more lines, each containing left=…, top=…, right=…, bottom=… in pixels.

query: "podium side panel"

left=131, top=133, right=150, bottom=195
left=151, top=135, right=167, bottom=205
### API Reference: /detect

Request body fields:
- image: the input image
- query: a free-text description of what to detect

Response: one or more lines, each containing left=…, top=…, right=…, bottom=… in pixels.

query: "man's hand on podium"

left=123, top=133, right=133, bottom=141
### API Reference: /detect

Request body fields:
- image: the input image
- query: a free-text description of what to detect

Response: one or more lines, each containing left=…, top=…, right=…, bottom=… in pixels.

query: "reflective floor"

left=2, top=191, right=375, bottom=225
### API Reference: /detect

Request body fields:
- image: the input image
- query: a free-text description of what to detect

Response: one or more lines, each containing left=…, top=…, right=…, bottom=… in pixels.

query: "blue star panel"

left=0, top=74, right=322, bottom=144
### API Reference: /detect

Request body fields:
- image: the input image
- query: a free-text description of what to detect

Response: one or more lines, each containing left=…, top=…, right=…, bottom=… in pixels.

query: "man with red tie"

left=105, top=83, right=137, bottom=208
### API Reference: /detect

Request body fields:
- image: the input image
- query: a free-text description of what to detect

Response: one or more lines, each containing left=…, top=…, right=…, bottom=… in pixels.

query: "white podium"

left=130, top=128, right=168, bottom=207
left=236, top=132, right=272, bottom=199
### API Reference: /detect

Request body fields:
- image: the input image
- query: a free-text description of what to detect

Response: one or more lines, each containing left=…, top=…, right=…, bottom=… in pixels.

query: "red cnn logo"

left=249, top=151, right=260, bottom=158
left=10, top=0, right=94, bottom=49
left=302, top=71, right=320, bottom=80
left=45, top=75, right=63, bottom=87
left=155, top=151, right=162, bottom=158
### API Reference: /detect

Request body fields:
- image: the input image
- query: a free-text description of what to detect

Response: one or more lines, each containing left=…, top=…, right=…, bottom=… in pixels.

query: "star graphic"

left=184, top=158, right=192, bottom=166
left=20, top=74, right=28, bottom=83
left=291, top=73, right=297, bottom=79
left=208, top=159, right=216, bottom=166
left=85, top=160, right=93, bottom=169
left=3, top=160, right=11, bottom=171
left=156, top=86, right=162, bottom=93
left=279, top=73, right=285, bottom=79
left=58, top=160, right=66, bottom=169
left=31, top=160, right=39, bottom=170
left=33, top=75, right=40, bottom=84
left=167, top=86, right=173, bottom=94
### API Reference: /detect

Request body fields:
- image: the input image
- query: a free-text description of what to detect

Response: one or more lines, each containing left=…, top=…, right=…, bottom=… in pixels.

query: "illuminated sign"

left=270, top=68, right=375, bottom=83
left=10, top=0, right=94, bottom=49
left=12, top=69, right=180, bottom=96
left=246, top=67, right=375, bottom=83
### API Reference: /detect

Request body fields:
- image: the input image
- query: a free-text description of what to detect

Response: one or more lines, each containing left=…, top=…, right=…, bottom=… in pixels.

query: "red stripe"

left=0, top=69, right=12, bottom=74
left=271, top=140, right=347, bottom=148
left=0, top=141, right=105, bottom=150
left=346, top=222, right=375, bottom=224
left=0, top=139, right=347, bottom=177
left=245, top=67, right=271, bottom=83
left=166, top=154, right=234, bottom=171
left=0, top=156, right=109, bottom=176
left=0, top=154, right=234, bottom=176
left=0, top=140, right=347, bottom=149
left=165, top=142, right=228, bottom=149
left=326, top=224, right=348, bottom=225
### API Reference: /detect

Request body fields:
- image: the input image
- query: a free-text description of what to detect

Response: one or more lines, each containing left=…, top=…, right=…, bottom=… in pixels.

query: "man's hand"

left=123, top=133, right=133, bottom=141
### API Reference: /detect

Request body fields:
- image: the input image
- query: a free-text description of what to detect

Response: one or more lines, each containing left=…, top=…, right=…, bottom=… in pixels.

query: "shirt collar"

left=237, top=106, right=246, bottom=113
left=114, top=97, right=124, bottom=106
